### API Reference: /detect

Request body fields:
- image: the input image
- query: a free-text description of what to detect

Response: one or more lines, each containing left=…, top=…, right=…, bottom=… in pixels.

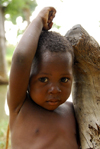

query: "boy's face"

left=29, top=51, right=73, bottom=111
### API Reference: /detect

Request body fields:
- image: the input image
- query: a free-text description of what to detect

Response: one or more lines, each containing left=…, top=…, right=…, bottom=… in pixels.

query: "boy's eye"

left=61, top=77, right=69, bottom=83
left=39, top=77, right=48, bottom=83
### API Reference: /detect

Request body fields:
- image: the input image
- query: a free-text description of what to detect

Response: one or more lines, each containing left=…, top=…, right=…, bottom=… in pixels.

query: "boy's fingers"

left=49, top=11, right=53, bottom=16
left=43, top=22, right=53, bottom=30
left=48, top=22, right=53, bottom=29
left=50, top=16, right=54, bottom=20
left=49, top=10, right=56, bottom=18
left=48, top=6, right=56, bottom=12
left=43, top=7, right=56, bottom=30
left=47, top=10, right=56, bottom=24
left=47, top=16, right=53, bottom=23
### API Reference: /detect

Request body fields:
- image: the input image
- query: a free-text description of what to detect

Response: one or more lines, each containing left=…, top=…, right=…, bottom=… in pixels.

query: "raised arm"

left=7, top=7, right=56, bottom=113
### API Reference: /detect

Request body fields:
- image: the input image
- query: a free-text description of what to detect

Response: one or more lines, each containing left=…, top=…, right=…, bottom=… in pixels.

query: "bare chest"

left=10, top=100, right=78, bottom=149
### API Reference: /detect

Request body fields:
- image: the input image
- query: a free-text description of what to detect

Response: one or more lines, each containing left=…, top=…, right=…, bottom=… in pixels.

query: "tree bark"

left=0, top=6, right=8, bottom=84
left=65, top=24, right=100, bottom=149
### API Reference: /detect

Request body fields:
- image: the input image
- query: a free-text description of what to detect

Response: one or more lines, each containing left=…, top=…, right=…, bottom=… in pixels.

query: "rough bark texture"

left=0, top=6, right=8, bottom=84
left=65, top=24, right=100, bottom=149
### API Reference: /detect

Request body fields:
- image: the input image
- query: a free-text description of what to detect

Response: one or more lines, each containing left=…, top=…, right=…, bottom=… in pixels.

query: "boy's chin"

left=42, top=105, right=59, bottom=111
left=33, top=100, right=60, bottom=111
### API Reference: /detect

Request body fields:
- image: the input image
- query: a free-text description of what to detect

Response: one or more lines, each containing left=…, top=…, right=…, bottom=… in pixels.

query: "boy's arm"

left=7, top=7, right=56, bottom=113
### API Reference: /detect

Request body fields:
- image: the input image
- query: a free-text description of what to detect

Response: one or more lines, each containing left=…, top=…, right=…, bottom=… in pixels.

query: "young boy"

left=7, top=7, right=80, bottom=149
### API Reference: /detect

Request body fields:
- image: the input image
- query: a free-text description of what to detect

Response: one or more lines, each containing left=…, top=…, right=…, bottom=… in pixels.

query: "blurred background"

left=0, top=0, right=100, bottom=148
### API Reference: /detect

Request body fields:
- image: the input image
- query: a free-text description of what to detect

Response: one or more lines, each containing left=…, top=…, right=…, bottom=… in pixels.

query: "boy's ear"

left=27, top=85, right=30, bottom=93
left=27, top=77, right=31, bottom=93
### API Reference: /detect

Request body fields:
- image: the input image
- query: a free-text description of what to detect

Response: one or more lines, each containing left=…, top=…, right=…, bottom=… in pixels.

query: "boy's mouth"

left=46, top=99, right=60, bottom=106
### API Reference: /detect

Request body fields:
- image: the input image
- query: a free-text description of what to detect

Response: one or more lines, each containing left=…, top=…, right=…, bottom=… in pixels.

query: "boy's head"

left=30, top=31, right=74, bottom=76
left=29, top=31, right=74, bottom=110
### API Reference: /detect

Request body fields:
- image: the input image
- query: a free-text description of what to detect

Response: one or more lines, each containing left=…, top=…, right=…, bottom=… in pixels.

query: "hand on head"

left=38, top=7, right=56, bottom=30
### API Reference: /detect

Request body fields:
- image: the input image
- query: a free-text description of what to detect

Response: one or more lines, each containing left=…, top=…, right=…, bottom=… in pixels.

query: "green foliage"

left=17, top=29, right=24, bottom=37
left=0, top=120, right=10, bottom=149
left=0, top=0, right=10, bottom=6
left=53, top=23, right=61, bottom=29
left=6, top=44, right=15, bottom=71
left=6, top=44, right=15, bottom=59
left=1, top=0, right=37, bottom=24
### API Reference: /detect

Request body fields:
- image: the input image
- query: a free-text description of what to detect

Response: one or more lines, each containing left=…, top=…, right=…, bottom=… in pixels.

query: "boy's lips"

left=46, top=99, right=60, bottom=106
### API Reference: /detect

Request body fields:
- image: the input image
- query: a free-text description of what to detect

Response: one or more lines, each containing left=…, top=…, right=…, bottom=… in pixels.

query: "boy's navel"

left=35, top=128, right=39, bottom=134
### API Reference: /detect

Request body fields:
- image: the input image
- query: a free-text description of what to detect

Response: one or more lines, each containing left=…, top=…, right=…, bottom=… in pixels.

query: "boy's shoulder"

left=60, top=101, right=74, bottom=110
left=55, top=101, right=75, bottom=116
left=64, top=101, right=73, bottom=106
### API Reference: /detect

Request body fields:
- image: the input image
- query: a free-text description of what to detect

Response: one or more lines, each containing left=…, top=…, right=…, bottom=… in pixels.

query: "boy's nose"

left=48, top=84, right=61, bottom=94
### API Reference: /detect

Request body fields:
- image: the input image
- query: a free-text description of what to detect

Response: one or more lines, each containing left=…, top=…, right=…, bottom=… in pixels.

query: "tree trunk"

left=65, top=24, right=100, bottom=149
left=0, top=6, right=8, bottom=84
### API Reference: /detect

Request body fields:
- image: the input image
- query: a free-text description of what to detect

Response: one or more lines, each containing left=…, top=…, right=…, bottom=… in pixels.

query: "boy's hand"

left=38, top=7, right=56, bottom=30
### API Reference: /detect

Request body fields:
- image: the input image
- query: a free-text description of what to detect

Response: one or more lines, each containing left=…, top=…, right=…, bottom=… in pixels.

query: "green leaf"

left=3, top=0, right=37, bottom=24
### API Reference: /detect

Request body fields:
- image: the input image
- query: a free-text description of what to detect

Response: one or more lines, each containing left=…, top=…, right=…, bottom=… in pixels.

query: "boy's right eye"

left=39, top=77, right=48, bottom=83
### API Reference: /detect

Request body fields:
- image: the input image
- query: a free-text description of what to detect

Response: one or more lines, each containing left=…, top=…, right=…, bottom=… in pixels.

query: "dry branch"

left=65, top=24, right=100, bottom=149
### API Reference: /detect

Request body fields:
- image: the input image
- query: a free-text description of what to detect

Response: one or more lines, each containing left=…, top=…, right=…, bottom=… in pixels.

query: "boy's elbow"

left=12, top=51, right=27, bottom=65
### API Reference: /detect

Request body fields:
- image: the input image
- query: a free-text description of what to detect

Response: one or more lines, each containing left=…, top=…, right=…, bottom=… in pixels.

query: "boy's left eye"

left=61, top=77, right=69, bottom=83
left=39, top=77, right=48, bottom=83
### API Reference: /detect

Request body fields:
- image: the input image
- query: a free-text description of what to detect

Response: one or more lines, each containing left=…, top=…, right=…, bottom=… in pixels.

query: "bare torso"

left=10, top=95, right=79, bottom=149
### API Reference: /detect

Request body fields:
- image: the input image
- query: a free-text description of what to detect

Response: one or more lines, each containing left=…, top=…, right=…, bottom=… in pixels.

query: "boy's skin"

left=7, top=7, right=80, bottom=149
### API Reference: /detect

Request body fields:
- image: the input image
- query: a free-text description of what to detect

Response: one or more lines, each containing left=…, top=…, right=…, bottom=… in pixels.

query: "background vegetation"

left=0, top=120, right=11, bottom=149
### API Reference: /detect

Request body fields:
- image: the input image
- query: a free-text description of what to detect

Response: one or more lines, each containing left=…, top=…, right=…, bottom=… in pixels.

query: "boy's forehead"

left=38, top=51, right=73, bottom=73
left=31, top=51, right=73, bottom=79
left=41, top=50, right=72, bottom=63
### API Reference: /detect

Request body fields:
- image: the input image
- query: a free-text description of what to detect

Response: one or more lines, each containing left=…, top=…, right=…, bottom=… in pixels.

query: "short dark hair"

left=30, top=31, right=73, bottom=76
left=37, top=30, right=73, bottom=53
